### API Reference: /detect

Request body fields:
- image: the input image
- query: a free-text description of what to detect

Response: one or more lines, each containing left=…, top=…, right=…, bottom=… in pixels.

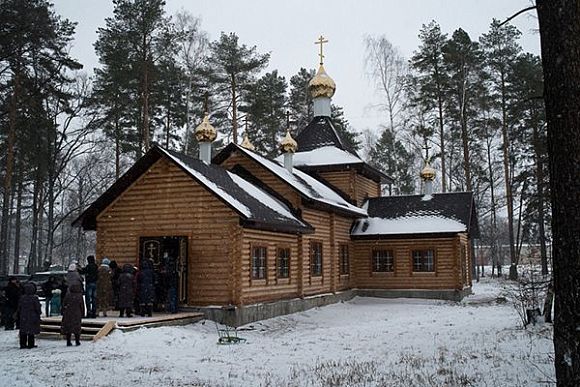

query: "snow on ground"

left=0, top=278, right=554, bottom=387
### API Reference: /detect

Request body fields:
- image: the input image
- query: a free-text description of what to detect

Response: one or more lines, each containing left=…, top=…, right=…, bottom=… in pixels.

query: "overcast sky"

left=53, top=0, right=540, bottom=133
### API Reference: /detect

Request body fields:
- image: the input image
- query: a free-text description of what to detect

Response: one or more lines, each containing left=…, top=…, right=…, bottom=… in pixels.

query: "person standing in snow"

left=18, top=282, right=41, bottom=349
left=96, top=258, right=113, bottom=317
left=118, top=264, right=134, bottom=318
left=66, top=263, right=83, bottom=291
left=3, top=277, right=21, bottom=330
left=79, top=255, right=98, bottom=318
left=137, top=258, right=155, bottom=317
left=108, top=260, right=121, bottom=310
left=61, top=283, right=84, bottom=346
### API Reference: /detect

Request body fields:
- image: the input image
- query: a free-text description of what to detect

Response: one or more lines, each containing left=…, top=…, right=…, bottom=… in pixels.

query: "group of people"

left=1, top=253, right=180, bottom=349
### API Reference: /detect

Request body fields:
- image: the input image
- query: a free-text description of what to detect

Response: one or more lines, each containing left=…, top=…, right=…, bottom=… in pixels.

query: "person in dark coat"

left=137, top=258, right=155, bottom=317
left=108, top=260, right=121, bottom=310
left=4, top=277, right=21, bottom=330
left=41, top=276, right=58, bottom=317
left=66, top=263, right=83, bottom=290
left=96, top=258, right=112, bottom=317
left=18, top=282, right=41, bottom=349
left=165, top=254, right=179, bottom=314
left=79, top=255, right=98, bottom=318
left=118, top=264, right=134, bottom=318
left=61, top=283, right=84, bottom=346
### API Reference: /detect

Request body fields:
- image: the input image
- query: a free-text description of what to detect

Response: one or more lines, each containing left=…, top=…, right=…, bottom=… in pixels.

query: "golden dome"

left=279, top=129, right=298, bottom=153
left=194, top=113, right=217, bottom=143
left=420, top=161, right=436, bottom=181
left=240, top=132, right=255, bottom=151
left=308, top=65, right=336, bottom=99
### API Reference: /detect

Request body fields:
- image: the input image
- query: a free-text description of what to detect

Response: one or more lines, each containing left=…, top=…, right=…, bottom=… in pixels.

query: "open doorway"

left=138, top=236, right=188, bottom=310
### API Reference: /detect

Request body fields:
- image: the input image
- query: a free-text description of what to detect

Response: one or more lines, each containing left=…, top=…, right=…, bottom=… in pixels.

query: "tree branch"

left=499, top=6, right=537, bottom=27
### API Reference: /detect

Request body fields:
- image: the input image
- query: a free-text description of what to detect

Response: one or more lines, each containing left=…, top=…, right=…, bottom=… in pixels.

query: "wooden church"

left=74, top=41, right=478, bottom=325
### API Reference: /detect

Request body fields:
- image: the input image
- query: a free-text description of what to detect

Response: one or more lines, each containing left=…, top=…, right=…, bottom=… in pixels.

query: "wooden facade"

left=351, top=234, right=472, bottom=291
left=84, top=147, right=474, bottom=313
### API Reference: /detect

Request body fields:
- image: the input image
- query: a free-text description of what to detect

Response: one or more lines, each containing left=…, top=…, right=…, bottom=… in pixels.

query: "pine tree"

left=242, top=71, right=287, bottom=156
left=331, top=105, right=361, bottom=152
left=480, top=19, right=522, bottom=280
left=368, top=128, right=415, bottom=194
left=93, top=0, right=178, bottom=158
left=204, top=32, right=269, bottom=144
left=410, top=21, right=449, bottom=192
left=0, top=0, right=81, bottom=274
left=288, top=68, right=315, bottom=130
left=442, top=28, right=485, bottom=192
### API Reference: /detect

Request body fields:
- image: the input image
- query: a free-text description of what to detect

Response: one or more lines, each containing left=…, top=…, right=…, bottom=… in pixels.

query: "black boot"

left=75, top=333, right=81, bottom=346
left=19, top=334, right=27, bottom=349
left=126, top=308, right=133, bottom=318
left=27, top=335, right=36, bottom=348
left=119, top=308, right=124, bottom=318
left=66, top=333, right=72, bottom=346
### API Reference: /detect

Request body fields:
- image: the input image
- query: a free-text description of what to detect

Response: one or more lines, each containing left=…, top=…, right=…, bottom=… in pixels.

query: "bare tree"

left=174, top=10, right=208, bottom=154
left=364, top=35, right=408, bottom=133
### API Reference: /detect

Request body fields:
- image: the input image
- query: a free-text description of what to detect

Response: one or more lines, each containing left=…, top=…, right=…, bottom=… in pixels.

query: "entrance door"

left=139, top=236, right=188, bottom=305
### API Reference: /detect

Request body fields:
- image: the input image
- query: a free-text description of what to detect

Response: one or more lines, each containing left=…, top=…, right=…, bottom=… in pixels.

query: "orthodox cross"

left=146, top=242, right=156, bottom=258
left=286, top=110, right=290, bottom=130
left=203, top=92, right=209, bottom=114
left=315, top=35, right=328, bottom=66
left=422, top=140, right=431, bottom=162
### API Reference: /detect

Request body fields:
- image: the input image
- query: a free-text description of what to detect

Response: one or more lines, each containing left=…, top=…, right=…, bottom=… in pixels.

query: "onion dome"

left=194, top=113, right=217, bottom=143
left=308, top=65, right=336, bottom=99
left=420, top=161, right=436, bottom=181
left=240, top=132, right=255, bottom=151
left=279, top=129, right=298, bottom=154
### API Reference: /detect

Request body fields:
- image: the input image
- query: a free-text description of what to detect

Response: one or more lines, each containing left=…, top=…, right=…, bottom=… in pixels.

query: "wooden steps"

left=38, top=312, right=204, bottom=341
left=39, top=318, right=113, bottom=341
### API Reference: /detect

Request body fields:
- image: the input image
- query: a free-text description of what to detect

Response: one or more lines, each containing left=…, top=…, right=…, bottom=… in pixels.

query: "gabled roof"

left=73, top=146, right=313, bottom=234
left=351, top=192, right=479, bottom=239
left=295, top=116, right=358, bottom=155
left=213, top=143, right=368, bottom=218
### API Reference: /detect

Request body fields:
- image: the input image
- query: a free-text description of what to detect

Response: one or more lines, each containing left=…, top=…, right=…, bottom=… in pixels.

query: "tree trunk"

left=115, top=100, right=121, bottom=179
left=0, top=71, right=19, bottom=275
left=141, top=31, right=150, bottom=152
left=533, top=123, right=549, bottom=276
left=12, top=172, right=23, bottom=274
left=536, top=2, right=580, bottom=385
left=231, top=74, right=238, bottom=144
left=501, top=73, right=517, bottom=280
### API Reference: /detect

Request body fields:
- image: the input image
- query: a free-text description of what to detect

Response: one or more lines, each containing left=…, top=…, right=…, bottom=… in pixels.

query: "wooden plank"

left=92, top=320, right=116, bottom=342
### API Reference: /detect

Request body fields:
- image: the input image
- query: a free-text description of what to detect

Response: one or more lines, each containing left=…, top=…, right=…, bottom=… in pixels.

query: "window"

left=310, top=241, right=323, bottom=277
left=339, top=244, right=350, bottom=275
left=372, top=250, right=394, bottom=272
left=251, top=246, right=267, bottom=279
left=413, top=249, right=435, bottom=272
left=277, top=248, right=290, bottom=279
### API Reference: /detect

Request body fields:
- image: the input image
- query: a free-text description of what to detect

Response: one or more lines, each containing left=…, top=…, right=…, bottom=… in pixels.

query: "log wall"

left=352, top=236, right=464, bottom=290
left=96, top=158, right=241, bottom=306
left=318, top=170, right=381, bottom=206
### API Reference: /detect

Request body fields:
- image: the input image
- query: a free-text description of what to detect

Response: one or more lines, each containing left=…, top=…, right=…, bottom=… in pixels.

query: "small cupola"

left=309, top=35, right=335, bottom=117
left=279, top=112, right=298, bottom=173
left=195, top=110, right=217, bottom=163
left=420, top=141, right=436, bottom=199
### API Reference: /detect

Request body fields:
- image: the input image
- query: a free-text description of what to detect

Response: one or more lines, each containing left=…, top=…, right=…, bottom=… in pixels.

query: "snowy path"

left=0, top=279, right=554, bottom=387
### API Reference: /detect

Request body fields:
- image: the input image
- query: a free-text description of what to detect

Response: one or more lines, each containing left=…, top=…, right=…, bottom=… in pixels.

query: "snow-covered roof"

left=351, top=215, right=467, bottom=236
left=225, top=145, right=367, bottom=217
left=161, top=148, right=311, bottom=231
left=275, top=146, right=363, bottom=167
left=351, top=193, right=478, bottom=238
left=74, top=146, right=312, bottom=234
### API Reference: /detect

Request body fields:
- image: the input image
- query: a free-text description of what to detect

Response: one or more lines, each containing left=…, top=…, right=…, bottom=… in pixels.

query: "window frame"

left=339, top=244, right=350, bottom=275
left=412, top=249, right=436, bottom=273
left=251, top=245, right=267, bottom=280
left=372, top=249, right=395, bottom=273
left=310, top=240, right=323, bottom=277
left=276, top=247, right=291, bottom=279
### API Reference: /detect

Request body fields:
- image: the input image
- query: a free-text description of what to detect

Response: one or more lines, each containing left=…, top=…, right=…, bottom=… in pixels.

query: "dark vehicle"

left=0, top=274, right=31, bottom=290
left=29, top=271, right=68, bottom=297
